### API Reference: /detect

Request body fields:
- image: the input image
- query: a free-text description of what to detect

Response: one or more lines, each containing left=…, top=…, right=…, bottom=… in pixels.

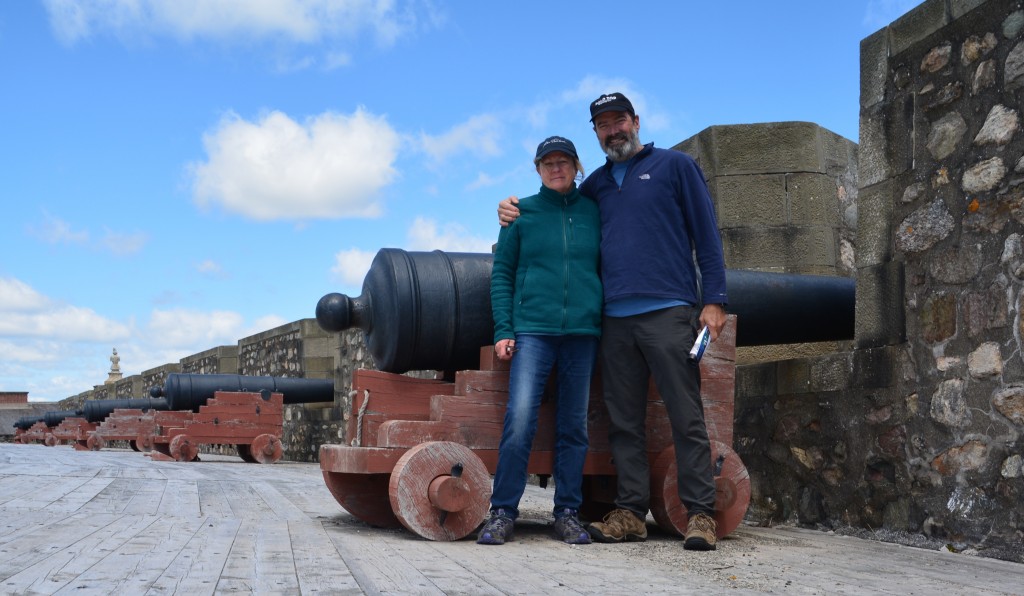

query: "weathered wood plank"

left=49, top=516, right=206, bottom=594
left=146, top=516, right=240, bottom=596
left=195, top=479, right=234, bottom=519
left=288, top=519, right=363, bottom=594
left=217, top=519, right=299, bottom=594
left=322, top=522, right=445, bottom=595
left=1, top=513, right=158, bottom=594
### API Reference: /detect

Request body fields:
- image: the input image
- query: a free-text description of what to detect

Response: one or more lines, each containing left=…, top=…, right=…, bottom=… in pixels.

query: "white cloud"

left=27, top=211, right=90, bottom=245
left=331, top=248, right=377, bottom=287
left=190, top=108, right=401, bottom=221
left=0, top=278, right=52, bottom=312
left=27, top=212, right=148, bottom=256
left=100, top=228, right=149, bottom=256
left=145, top=308, right=247, bottom=349
left=195, top=259, right=229, bottom=279
left=323, top=51, right=353, bottom=70
left=406, top=216, right=493, bottom=253
left=559, top=76, right=670, bottom=131
left=0, top=278, right=295, bottom=401
left=419, top=114, right=504, bottom=164
left=0, top=306, right=132, bottom=342
left=0, top=339, right=61, bottom=364
left=42, top=0, right=439, bottom=47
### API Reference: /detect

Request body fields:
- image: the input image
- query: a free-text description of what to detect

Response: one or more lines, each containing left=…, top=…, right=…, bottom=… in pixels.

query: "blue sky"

left=0, top=0, right=920, bottom=402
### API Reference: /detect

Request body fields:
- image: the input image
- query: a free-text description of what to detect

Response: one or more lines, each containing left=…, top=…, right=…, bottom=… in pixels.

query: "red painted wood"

left=321, top=472, right=401, bottom=528
left=320, top=315, right=749, bottom=541
left=249, top=433, right=283, bottom=464
left=169, top=434, right=199, bottom=462
left=649, top=440, right=751, bottom=538
left=144, top=392, right=285, bottom=463
left=388, top=441, right=491, bottom=541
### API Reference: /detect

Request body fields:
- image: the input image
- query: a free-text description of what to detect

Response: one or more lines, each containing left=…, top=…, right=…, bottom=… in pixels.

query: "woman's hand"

left=495, top=338, right=516, bottom=361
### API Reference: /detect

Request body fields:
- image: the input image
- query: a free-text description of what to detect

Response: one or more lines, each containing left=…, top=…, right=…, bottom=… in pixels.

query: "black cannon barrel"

left=43, top=409, right=83, bottom=428
left=316, top=249, right=855, bottom=373
left=316, top=249, right=496, bottom=373
left=724, top=269, right=855, bottom=346
left=81, top=398, right=169, bottom=423
left=149, top=373, right=335, bottom=412
left=13, top=415, right=45, bottom=430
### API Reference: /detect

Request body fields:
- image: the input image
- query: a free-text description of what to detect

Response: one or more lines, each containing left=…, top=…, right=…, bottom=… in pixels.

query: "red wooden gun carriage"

left=311, top=249, right=805, bottom=542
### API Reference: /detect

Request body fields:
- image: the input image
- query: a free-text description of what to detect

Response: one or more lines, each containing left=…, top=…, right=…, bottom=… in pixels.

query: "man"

left=498, top=92, right=727, bottom=551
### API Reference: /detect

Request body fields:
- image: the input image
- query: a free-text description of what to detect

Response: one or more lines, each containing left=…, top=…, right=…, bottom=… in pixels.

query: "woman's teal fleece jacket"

left=491, top=183, right=603, bottom=342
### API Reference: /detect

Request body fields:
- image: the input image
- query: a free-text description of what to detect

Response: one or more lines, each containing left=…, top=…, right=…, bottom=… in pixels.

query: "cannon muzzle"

left=81, top=398, right=169, bottom=423
left=149, top=373, right=335, bottom=412
left=316, top=249, right=855, bottom=374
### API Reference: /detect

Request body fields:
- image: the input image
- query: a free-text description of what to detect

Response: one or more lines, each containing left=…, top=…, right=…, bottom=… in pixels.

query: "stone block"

left=889, top=0, right=950, bottom=58
left=776, top=359, right=812, bottom=395
left=808, top=353, right=855, bottom=393
left=819, top=127, right=859, bottom=178
left=671, top=130, right=715, bottom=179
left=735, top=362, right=777, bottom=400
left=852, top=345, right=898, bottom=390
left=714, top=174, right=788, bottom=229
left=708, top=122, right=826, bottom=176
left=860, top=27, right=890, bottom=109
left=303, top=357, right=335, bottom=377
left=856, top=179, right=896, bottom=267
left=722, top=226, right=837, bottom=274
left=856, top=262, right=906, bottom=348
left=859, top=104, right=891, bottom=188
left=788, top=173, right=841, bottom=227
left=950, top=0, right=989, bottom=19
left=784, top=226, right=838, bottom=272
left=721, top=227, right=788, bottom=271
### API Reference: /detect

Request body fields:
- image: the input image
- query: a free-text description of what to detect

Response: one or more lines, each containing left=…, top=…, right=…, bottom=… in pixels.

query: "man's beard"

left=601, top=129, right=642, bottom=162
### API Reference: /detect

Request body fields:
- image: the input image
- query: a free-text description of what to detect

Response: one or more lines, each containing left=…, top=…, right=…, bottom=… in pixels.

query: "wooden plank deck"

left=0, top=443, right=1021, bottom=595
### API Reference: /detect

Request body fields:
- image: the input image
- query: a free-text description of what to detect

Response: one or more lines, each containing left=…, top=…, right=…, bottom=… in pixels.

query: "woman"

left=478, top=136, right=602, bottom=545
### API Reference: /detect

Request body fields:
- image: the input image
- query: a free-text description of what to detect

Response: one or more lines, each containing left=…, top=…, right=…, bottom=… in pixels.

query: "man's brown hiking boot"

left=683, top=512, right=717, bottom=551
left=587, top=508, right=647, bottom=543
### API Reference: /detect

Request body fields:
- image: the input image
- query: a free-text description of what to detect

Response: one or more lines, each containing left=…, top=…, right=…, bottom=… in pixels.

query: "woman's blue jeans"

left=489, top=334, right=598, bottom=518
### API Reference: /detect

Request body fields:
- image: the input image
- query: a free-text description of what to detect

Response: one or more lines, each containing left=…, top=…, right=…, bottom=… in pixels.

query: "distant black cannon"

left=43, top=409, right=83, bottom=428
left=315, top=248, right=855, bottom=374
left=149, top=373, right=335, bottom=412
left=13, top=415, right=45, bottom=431
left=81, top=398, right=169, bottom=423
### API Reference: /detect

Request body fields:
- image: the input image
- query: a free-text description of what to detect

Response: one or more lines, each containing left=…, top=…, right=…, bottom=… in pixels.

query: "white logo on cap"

left=595, top=95, right=618, bottom=106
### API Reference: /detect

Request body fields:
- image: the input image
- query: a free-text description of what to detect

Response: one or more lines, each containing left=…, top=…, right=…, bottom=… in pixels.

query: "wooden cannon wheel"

left=86, top=433, right=106, bottom=451
left=43, top=434, right=57, bottom=447
left=247, top=434, right=283, bottom=464
left=169, top=434, right=199, bottom=462
left=322, top=472, right=402, bottom=529
left=388, top=441, right=491, bottom=541
left=135, top=433, right=155, bottom=453
left=128, top=440, right=141, bottom=452
left=649, top=440, right=751, bottom=538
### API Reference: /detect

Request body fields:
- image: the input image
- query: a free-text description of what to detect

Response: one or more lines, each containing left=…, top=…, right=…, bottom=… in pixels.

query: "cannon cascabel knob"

left=316, top=292, right=354, bottom=333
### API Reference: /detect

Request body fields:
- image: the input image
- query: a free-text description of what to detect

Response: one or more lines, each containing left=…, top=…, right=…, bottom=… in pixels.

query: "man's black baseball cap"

left=589, top=92, right=635, bottom=122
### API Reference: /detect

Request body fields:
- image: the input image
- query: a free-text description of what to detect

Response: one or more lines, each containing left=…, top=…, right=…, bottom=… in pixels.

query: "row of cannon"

left=11, top=248, right=856, bottom=541
left=12, top=373, right=334, bottom=462
left=14, top=373, right=334, bottom=431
